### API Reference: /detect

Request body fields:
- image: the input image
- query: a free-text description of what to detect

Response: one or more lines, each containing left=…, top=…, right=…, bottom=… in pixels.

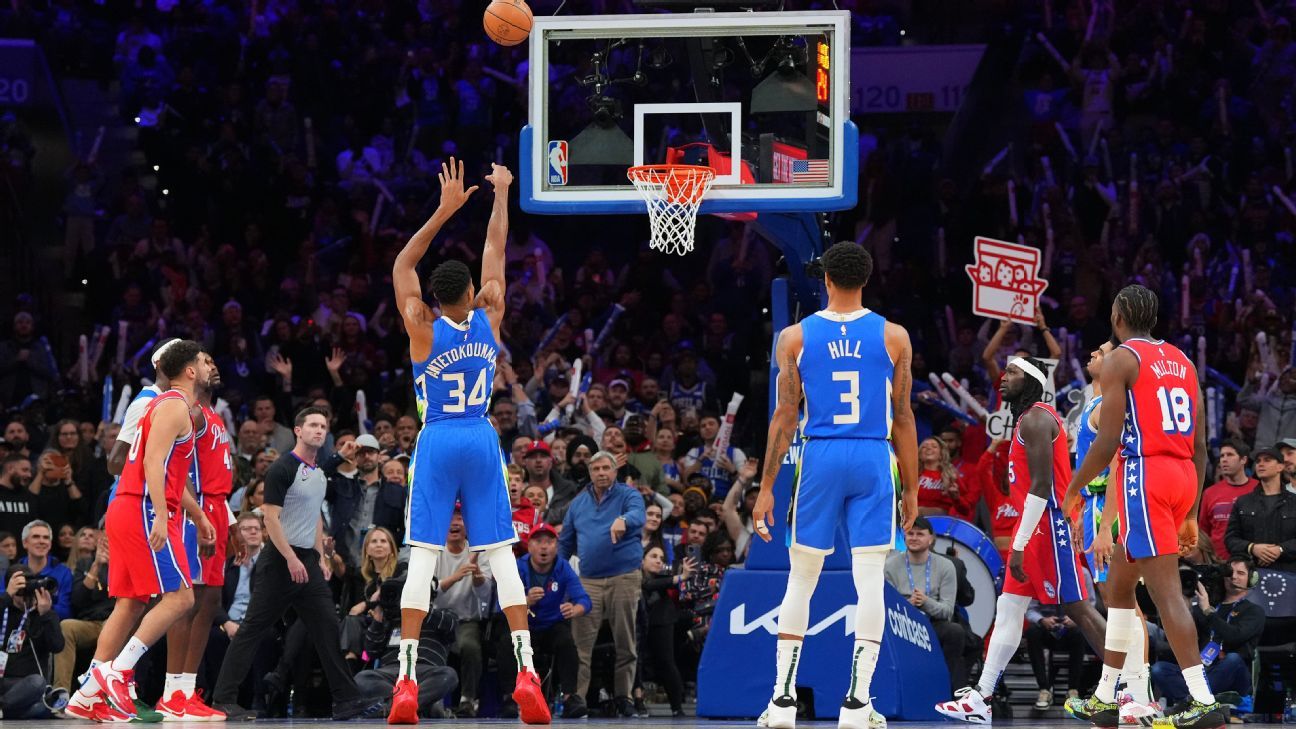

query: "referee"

left=211, top=407, right=383, bottom=721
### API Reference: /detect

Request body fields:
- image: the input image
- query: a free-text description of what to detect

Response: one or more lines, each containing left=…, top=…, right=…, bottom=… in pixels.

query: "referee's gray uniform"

left=213, top=452, right=367, bottom=714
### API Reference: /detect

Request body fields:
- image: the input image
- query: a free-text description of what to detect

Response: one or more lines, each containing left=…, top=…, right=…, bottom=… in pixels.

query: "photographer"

left=0, top=522, right=72, bottom=620
left=353, top=579, right=459, bottom=717
left=1150, top=560, right=1264, bottom=708
left=0, top=564, right=65, bottom=719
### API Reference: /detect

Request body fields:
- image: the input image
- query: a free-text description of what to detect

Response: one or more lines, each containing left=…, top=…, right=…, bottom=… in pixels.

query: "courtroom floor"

left=7, top=719, right=1279, bottom=727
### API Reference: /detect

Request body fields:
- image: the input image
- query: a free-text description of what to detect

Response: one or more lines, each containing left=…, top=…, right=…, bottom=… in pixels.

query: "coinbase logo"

left=886, top=605, right=933, bottom=652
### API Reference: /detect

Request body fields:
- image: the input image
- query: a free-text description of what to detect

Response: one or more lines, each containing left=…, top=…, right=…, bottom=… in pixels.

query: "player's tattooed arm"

left=759, top=326, right=804, bottom=489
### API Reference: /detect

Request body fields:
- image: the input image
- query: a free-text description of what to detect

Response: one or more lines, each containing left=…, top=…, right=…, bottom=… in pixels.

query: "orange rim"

left=627, top=164, right=716, bottom=205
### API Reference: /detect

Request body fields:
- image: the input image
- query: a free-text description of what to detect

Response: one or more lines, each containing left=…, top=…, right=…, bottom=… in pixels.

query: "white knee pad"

left=1106, top=607, right=1135, bottom=653
left=851, top=551, right=887, bottom=642
left=400, top=546, right=439, bottom=612
left=777, top=548, right=825, bottom=637
left=483, top=544, right=527, bottom=609
left=992, top=593, right=1031, bottom=641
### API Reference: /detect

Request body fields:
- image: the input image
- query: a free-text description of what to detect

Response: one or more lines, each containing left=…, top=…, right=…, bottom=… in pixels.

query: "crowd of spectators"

left=0, top=0, right=1295, bottom=719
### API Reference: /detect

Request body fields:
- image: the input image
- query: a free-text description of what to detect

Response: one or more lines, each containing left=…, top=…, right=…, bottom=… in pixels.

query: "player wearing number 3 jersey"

left=752, top=242, right=919, bottom=729
left=389, top=160, right=549, bottom=726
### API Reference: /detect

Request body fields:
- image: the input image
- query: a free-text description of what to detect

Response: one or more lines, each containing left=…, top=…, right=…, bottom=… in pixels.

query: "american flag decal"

left=791, top=159, right=830, bottom=183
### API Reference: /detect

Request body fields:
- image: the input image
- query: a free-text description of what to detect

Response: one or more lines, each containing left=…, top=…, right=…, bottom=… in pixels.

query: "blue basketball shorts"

left=407, top=419, right=518, bottom=552
left=182, top=514, right=203, bottom=584
left=786, top=437, right=896, bottom=555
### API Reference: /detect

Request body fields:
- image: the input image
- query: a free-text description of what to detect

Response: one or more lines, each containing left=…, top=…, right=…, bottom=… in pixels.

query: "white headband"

left=1007, top=357, right=1049, bottom=388
left=150, top=338, right=181, bottom=368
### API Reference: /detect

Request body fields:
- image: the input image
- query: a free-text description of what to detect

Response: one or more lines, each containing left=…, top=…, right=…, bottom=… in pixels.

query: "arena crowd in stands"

left=0, top=0, right=1295, bottom=719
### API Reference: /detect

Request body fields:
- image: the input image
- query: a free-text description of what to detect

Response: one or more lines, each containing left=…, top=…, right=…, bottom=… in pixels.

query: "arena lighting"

left=570, top=41, right=645, bottom=166
left=749, top=38, right=817, bottom=114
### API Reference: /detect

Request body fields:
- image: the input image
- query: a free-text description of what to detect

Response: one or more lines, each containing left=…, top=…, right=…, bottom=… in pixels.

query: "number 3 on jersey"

left=444, top=370, right=489, bottom=413
left=1156, top=386, right=1193, bottom=434
left=831, top=371, right=860, bottom=425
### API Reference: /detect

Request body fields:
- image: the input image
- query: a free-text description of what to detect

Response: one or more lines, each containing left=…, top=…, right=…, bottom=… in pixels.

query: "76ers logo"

left=1043, top=580, right=1056, bottom=599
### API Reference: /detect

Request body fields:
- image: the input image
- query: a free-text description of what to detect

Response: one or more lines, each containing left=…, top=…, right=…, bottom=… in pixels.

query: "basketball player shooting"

left=389, top=159, right=549, bottom=725
left=1061, top=285, right=1224, bottom=729
left=934, top=356, right=1105, bottom=724
left=751, top=242, right=919, bottom=729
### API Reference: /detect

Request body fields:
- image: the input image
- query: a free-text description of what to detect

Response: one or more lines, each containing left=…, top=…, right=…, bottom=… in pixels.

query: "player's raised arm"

left=394, top=157, right=479, bottom=361
left=477, top=164, right=513, bottom=339
left=1063, top=347, right=1137, bottom=514
left=886, top=322, right=919, bottom=532
left=752, top=324, right=803, bottom=541
left=143, top=399, right=190, bottom=550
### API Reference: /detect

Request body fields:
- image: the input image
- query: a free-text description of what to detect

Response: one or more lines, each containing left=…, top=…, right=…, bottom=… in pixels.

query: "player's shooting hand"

left=437, top=157, right=479, bottom=211
left=753, top=488, right=775, bottom=542
left=1009, top=549, right=1028, bottom=583
left=286, top=556, right=309, bottom=584
left=1177, top=519, right=1199, bottom=556
left=527, top=586, right=545, bottom=606
left=485, top=163, right=513, bottom=190
left=148, top=516, right=168, bottom=552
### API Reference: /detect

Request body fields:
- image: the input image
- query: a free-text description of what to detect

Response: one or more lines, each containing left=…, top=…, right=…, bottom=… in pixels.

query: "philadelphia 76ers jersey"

left=414, top=308, right=499, bottom=424
left=798, top=309, right=892, bottom=440
left=1007, top=402, right=1074, bottom=508
left=1119, top=338, right=1198, bottom=460
left=116, top=389, right=195, bottom=512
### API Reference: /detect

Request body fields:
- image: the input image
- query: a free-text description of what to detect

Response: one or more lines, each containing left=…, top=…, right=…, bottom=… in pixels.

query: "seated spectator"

left=0, top=532, right=16, bottom=570
left=884, top=517, right=969, bottom=693
left=496, top=524, right=589, bottom=719
left=1224, top=445, right=1296, bottom=567
left=1151, top=560, right=1263, bottom=708
left=916, top=437, right=962, bottom=517
left=54, top=532, right=112, bottom=691
left=339, top=527, right=404, bottom=660
left=1281, top=438, right=1296, bottom=480
left=28, top=451, right=83, bottom=534
left=636, top=545, right=686, bottom=717
left=354, top=579, right=459, bottom=717
left=1199, top=440, right=1258, bottom=559
left=0, top=564, right=65, bottom=719
left=431, top=510, right=494, bottom=718
left=558, top=450, right=646, bottom=718
left=0, top=521, right=73, bottom=619
left=1023, top=601, right=1089, bottom=709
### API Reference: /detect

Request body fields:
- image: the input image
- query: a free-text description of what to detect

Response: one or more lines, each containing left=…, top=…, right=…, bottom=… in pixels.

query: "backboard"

left=519, top=11, right=857, bottom=215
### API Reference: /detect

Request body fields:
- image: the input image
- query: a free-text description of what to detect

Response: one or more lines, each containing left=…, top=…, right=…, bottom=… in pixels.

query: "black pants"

left=0, top=674, right=53, bottom=719
left=1025, top=623, right=1088, bottom=691
left=931, top=618, right=970, bottom=694
left=636, top=623, right=684, bottom=711
left=496, top=621, right=579, bottom=698
left=355, top=664, right=458, bottom=712
left=213, top=547, right=358, bottom=706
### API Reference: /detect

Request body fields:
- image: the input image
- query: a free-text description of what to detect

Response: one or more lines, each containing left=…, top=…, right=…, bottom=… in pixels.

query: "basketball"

left=483, top=0, right=532, bottom=46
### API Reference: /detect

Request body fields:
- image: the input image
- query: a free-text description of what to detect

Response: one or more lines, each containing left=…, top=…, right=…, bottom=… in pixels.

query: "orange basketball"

left=483, top=0, right=533, bottom=46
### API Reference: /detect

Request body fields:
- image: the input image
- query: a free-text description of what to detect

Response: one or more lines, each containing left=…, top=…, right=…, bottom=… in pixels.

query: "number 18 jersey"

left=1119, top=338, right=1197, bottom=460
left=798, top=309, right=892, bottom=440
left=414, top=308, right=499, bottom=425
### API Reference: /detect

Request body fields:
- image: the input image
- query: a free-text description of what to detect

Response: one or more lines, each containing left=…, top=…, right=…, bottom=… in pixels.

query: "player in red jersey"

left=1062, top=285, right=1224, bottom=729
left=936, top=357, right=1106, bottom=724
left=156, top=352, right=232, bottom=721
left=66, top=340, right=217, bottom=722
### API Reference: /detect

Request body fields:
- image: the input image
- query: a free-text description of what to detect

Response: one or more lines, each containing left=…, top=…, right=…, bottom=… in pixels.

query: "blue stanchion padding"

left=697, top=571, right=948, bottom=720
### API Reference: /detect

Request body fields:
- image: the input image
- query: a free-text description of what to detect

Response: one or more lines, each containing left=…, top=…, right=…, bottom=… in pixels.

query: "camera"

left=1180, top=563, right=1226, bottom=607
left=17, top=573, right=58, bottom=599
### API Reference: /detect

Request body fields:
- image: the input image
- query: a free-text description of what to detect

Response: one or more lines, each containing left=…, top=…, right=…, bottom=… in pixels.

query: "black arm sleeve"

left=262, top=456, right=297, bottom=508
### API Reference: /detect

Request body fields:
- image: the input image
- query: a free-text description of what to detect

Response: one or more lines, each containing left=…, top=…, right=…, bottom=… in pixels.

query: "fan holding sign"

left=965, top=236, right=1050, bottom=327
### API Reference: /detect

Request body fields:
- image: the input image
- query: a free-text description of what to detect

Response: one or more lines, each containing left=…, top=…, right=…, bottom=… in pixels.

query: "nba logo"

left=547, top=140, right=569, bottom=186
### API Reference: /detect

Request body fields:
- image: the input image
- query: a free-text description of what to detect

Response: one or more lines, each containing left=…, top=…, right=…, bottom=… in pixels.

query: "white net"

left=627, top=165, right=716, bottom=256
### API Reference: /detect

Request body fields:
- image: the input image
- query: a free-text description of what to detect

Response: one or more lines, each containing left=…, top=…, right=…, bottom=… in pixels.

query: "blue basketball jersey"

left=413, top=308, right=499, bottom=424
left=1075, top=394, right=1110, bottom=491
left=798, top=309, right=893, bottom=440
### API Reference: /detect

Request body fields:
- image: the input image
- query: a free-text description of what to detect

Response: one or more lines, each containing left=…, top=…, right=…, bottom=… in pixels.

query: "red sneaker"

left=67, top=696, right=134, bottom=723
left=387, top=677, right=419, bottom=725
left=155, top=690, right=190, bottom=720
left=91, top=665, right=137, bottom=717
left=185, top=690, right=226, bottom=722
left=512, top=669, right=551, bottom=725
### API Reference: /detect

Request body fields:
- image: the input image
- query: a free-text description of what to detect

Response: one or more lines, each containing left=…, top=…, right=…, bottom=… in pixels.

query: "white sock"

left=773, top=639, right=802, bottom=700
left=1122, top=617, right=1150, bottom=703
left=976, top=593, right=1030, bottom=697
left=398, top=639, right=419, bottom=682
left=846, top=640, right=881, bottom=703
left=111, top=637, right=150, bottom=672
left=1095, top=665, right=1121, bottom=703
left=164, top=673, right=183, bottom=698
left=511, top=630, right=535, bottom=672
left=179, top=673, right=197, bottom=697
left=1181, top=664, right=1215, bottom=705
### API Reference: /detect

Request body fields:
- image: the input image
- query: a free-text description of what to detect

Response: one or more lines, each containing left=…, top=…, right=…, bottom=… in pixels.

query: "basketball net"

left=627, top=164, right=716, bottom=256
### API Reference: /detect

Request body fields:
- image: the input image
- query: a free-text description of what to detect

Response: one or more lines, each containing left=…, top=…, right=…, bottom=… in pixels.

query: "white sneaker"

left=839, top=697, right=886, bottom=729
left=935, top=687, right=992, bottom=724
left=1117, top=692, right=1163, bottom=726
left=757, top=695, right=798, bottom=729
left=1036, top=688, right=1053, bottom=710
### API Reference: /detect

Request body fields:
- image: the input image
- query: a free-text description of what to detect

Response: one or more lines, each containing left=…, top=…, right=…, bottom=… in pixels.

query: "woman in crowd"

left=67, top=526, right=98, bottom=565
left=0, top=533, right=16, bottom=564
left=55, top=523, right=77, bottom=562
left=916, top=436, right=964, bottom=516
left=641, top=503, right=674, bottom=566
left=679, top=530, right=736, bottom=647
left=49, top=417, right=109, bottom=503
left=636, top=545, right=688, bottom=717
left=340, top=527, right=403, bottom=660
left=239, top=478, right=267, bottom=514
left=652, top=427, right=682, bottom=493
